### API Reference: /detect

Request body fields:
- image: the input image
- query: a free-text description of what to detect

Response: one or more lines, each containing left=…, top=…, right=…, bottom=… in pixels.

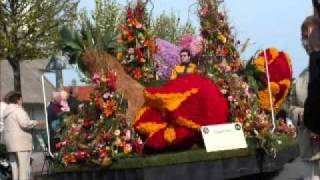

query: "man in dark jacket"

left=67, top=87, right=80, bottom=114
left=47, top=92, right=62, bottom=152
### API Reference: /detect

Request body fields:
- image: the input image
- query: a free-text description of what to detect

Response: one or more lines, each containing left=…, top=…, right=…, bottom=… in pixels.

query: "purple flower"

left=154, top=38, right=181, bottom=79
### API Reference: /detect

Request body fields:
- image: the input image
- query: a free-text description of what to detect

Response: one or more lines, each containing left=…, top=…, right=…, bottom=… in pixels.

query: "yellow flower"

left=175, top=116, right=201, bottom=130
left=269, top=48, right=279, bottom=60
left=164, top=126, right=176, bottom=144
left=123, top=144, right=132, bottom=154
left=218, top=34, right=227, bottom=43
left=136, top=122, right=167, bottom=136
left=116, top=52, right=123, bottom=60
left=144, top=88, right=199, bottom=111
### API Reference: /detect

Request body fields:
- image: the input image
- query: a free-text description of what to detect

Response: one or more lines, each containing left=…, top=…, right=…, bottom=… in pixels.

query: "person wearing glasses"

left=171, top=48, right=197, bottom=80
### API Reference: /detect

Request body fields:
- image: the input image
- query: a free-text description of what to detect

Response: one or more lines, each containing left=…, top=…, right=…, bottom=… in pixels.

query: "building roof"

left=0, top=59, right=55, bottom=104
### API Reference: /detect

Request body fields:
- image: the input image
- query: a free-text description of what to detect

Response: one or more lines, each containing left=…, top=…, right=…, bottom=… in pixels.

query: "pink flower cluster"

left=178, top=34, right=203, bottom=56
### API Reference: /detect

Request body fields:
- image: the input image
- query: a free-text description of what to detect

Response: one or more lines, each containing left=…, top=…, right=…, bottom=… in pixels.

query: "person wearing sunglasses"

left=171, top=48, right=197, bottom=80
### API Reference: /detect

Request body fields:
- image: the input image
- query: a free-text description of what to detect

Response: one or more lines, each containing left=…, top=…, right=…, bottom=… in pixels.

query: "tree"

left=151, top=11, right=195, bottom=43
left=60, top=0, right=123, bottom=76
left=0, top=0, right=78, bottom=92
left=78, top=0, right=123, bottom=53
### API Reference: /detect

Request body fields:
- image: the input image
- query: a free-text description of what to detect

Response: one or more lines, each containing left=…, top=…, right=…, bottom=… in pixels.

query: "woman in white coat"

left=2, top=91, right=41, bottom=180
left=0, top=101, right=7, bottom=138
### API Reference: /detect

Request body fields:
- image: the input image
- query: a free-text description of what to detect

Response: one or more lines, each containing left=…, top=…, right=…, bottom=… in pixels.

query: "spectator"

left=47, top=92, right=62, bottom=152
left=171, top=48, right=197, bottom=80
left=67, top=87, right=80, bottom=114
left=0, top=101, right=7, bottom=144
left=2, top=91, right=44, bottom=180
left=289, top=68, right=320, bottom=180
left=47, top=91, right=69, bottom=152
left=302, top=0, right=320, bottom=134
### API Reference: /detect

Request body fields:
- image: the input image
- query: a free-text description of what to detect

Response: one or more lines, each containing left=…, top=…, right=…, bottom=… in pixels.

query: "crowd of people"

left=0, top=87, right=80, bottom=180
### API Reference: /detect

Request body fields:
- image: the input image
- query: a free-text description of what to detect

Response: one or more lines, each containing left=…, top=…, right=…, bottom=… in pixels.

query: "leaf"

left=74, top=32, right=85, bottom=50
left=64, top=41, right=83, bottom=51
left=83, top=25, right=95, bottom=49
left=60, top=26, right=74, bottom=42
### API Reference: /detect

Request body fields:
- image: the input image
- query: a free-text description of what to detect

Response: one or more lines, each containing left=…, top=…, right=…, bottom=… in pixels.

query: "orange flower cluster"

left=118, top=1, right=157, bottom=83
left=104, top=100, right=117, bottom=117
left=62, top=153, right=77, bottom=165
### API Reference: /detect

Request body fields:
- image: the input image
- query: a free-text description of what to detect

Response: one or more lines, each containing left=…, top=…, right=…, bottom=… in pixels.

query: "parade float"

left=44, top=0, right=298, bottom=179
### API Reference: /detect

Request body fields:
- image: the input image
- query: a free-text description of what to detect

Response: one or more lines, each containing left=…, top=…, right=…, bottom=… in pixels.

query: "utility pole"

left=46, top=55, right=65, bottom=91
left=54, top=55, right=64, bottom=90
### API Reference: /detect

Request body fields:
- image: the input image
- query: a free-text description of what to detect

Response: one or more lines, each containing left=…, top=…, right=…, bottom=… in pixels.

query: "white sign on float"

left=201, top=123, right=247, bottom=152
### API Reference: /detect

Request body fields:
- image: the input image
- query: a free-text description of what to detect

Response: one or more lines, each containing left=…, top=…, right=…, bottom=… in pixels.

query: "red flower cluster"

left=55, top=71, right=143, bottom=166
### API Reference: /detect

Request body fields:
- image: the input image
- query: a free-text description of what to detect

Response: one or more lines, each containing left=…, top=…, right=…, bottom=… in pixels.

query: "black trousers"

left=304, top=51, right=320, bottom=134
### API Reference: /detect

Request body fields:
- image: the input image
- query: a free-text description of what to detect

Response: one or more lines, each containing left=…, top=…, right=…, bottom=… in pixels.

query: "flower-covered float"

left=48, top=0, right=297, bottom=179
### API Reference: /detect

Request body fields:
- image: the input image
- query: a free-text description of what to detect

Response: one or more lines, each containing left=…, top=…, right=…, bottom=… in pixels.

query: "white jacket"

left=0, top=102, right=7, bottom=133
left=3, top=104, right=38, bottom=152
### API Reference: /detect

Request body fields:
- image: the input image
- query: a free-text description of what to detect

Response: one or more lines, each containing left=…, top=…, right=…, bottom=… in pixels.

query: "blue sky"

left=47, top=0, right=313, bottom=86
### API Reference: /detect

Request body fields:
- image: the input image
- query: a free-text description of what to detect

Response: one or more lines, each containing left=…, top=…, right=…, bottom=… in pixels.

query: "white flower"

left=103, top=92, right=112, bottom=99
left=221, top=89, right=227, bottom=94
left=114, top=129, right=121, bottom=136
left=78, top=119, right=84, bottom=123
left=124, top=130, right=131, bottom=140
left=27, top=43, right=32, bottom=47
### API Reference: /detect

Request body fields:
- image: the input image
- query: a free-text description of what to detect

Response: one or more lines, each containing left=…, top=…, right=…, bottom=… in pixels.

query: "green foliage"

left=79, top=0, right=123, bottom=53
left=0, top=0, right=78, bottom=91
left=0, top=0, right=78, bottom=60
left=59, top=26, right=84, bottom=64
left=243, top=59, right=266, bottom=92
left=60, top=0, right=123, bottom=75
left=151, top=11, right=195, bottom=43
